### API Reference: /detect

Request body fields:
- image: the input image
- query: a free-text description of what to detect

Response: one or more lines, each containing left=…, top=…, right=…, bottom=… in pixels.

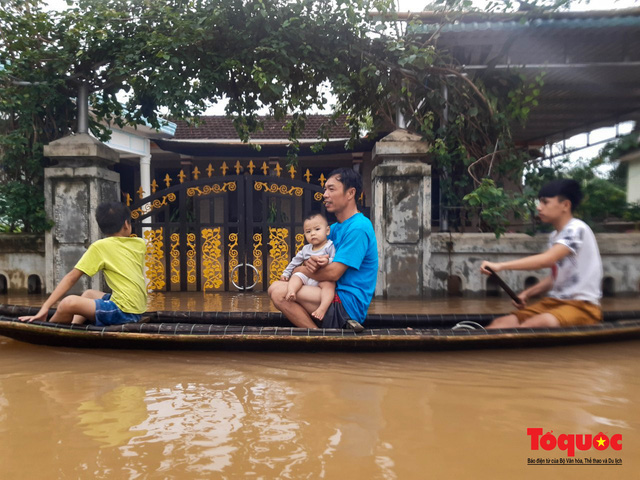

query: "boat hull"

left=2, top=305, right=640, bottom=351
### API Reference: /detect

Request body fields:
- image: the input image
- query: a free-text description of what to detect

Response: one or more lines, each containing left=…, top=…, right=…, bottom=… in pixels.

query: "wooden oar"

left=485, top=266, right=524, bottom=306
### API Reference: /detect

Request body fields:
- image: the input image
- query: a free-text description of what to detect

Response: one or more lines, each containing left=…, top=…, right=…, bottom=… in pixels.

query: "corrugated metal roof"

left=406, top=10, right=640, bottom=144
left=410, top=15, right=640, bottom=34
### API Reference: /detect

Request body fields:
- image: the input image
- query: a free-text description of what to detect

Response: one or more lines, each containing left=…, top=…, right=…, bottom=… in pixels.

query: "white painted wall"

left=429, top=232, right=640, bottom=296
left=0, top=235, right=45, bottom=293
left=627, top=158, right=640, bottom=204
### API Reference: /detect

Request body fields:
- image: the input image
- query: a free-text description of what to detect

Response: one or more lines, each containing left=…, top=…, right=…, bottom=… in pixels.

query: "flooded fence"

left=429, top=232, right=640, bottom=297
left=1, top=232, right=639, bottom=297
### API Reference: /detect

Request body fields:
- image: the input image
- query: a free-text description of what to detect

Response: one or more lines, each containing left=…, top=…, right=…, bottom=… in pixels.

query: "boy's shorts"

left=94, top=294, right=141, bottom=327
left=292, top=271, right=319, bottom=287
left=512, top=297, right=602, bottom=327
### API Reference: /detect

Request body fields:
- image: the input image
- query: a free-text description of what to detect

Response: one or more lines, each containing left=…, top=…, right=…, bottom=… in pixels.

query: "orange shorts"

left=512, top=297, right=602, bottom=327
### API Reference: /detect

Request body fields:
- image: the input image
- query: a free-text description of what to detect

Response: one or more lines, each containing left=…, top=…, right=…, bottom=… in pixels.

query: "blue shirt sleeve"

left=332, top=228, right=367, bottom=270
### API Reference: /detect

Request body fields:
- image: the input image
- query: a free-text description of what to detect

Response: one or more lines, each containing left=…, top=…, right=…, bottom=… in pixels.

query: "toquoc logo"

left=527, top=428, right=622, bottom=458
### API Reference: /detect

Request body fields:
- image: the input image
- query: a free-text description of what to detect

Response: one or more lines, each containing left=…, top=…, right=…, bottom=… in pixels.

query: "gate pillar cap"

left=44, top=133, right=119, bottom=167
left=372, top=129, right=430, bottom=161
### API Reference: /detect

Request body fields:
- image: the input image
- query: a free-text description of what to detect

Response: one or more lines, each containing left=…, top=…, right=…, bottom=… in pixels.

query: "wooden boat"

left=2, top=304, right=640, bottom=351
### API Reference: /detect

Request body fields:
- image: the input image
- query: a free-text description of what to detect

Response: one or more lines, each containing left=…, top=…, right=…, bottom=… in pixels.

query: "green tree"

left=1, top=0, right=556, bottom=234
left=1, top=0, right=396, bottom=232
left=570, top=133, right=639, bottom=228
left=0, top=4, right=74, bottom=232
left=339, top=0, right=546, bottom=236
left=518, top=131, right=639, bottom=232
left=591, top=131, right=639, bottom=190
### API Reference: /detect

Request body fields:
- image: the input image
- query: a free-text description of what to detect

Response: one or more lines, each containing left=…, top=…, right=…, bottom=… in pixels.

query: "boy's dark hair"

left=538, top=179, right=583, bottom=212
left=304, top=212, right=328, bottom=223
left=327, top=167, right=362, bottom=199
left=96, top=202, right=131, bottom=235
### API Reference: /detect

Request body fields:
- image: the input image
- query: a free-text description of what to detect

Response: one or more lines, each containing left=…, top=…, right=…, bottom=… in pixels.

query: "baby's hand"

left=280, top=275, right=289, bottom=282
left=306, top=255, right=329, bottom=273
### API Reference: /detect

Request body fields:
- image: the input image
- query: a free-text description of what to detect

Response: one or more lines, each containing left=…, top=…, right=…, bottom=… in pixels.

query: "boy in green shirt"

left=19, top=202, right=147, bottom=325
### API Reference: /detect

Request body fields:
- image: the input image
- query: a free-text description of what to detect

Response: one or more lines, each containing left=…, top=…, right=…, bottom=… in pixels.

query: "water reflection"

left=4, top=291, right=640, bottom=315
left=78, top=386, right=148, bottom=448
left=131, top=383, right=246, bottom=474
left=145, top=292, right=282, bottom=314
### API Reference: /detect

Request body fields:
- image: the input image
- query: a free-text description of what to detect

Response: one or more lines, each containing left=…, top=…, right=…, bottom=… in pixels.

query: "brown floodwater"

left=1, top=293, right=639, bottom=478
left=4, top=291, right=640, bottom=314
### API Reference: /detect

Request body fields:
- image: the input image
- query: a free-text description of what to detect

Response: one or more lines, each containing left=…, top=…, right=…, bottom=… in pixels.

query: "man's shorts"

left=94, top=294, right=141, bottom=327
left=315, top=294, right=355, bottom=329
left=512, top=297, right=602, bottom=327
left=292, top=271, right=319, bottom=287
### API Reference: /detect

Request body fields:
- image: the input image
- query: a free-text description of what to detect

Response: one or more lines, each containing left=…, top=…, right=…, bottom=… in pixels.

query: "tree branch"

left=468, top=145, right=507, bottom=186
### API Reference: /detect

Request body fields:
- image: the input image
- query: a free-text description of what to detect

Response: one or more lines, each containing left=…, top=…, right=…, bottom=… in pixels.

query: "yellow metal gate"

left=129, top=162, right=327, bottom=292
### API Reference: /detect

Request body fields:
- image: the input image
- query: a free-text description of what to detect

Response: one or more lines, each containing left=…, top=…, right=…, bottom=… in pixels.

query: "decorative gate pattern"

left=129, top=161, right=327, bottom=292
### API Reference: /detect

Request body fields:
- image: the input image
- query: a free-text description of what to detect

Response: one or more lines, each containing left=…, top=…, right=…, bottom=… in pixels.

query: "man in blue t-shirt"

left=268, top=168, right=378, bottom=331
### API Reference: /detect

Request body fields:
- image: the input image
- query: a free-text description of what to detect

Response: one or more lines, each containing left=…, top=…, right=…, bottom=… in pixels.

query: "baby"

left=280, top=213, right=336, bottom=321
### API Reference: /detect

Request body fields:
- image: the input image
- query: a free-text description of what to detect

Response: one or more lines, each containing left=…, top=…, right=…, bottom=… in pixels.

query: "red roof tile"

left=173, top=114, right=352, bottom=141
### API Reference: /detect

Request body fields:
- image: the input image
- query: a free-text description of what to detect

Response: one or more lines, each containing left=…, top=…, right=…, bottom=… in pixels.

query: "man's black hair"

left=95, top=202, right=131, bottom=235
left=327, top=167, right=362, bottom=199
left=303, top=212, right=328, bottom=223
left=538, top=179, right=583, bottom=212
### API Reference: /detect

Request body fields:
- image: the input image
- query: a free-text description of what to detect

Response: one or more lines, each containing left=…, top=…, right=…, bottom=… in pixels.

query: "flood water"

left=1, top=293, right=639, bottom=478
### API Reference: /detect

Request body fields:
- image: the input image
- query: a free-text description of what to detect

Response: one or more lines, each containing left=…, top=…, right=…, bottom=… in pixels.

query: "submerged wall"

left=0, top=234, right=45, bottom=294
left=1, top=231, right=638, bottom=297
left=429, top=232, right=640, bottom=297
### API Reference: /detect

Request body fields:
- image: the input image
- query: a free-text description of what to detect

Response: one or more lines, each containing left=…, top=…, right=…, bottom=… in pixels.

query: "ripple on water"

left=1, top=339, right=639, bottom=478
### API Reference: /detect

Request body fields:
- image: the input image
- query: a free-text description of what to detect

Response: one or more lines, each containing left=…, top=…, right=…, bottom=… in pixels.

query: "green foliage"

left=520, top=130, right=640, bottom=232
left=463, top=179, right=515, bottom=237
left=589, top=132, right=639, bottom=190
left=623, top=203, right=640, bottom=228
left=567, top=137, right=639, bottom=229
left=578, top=178, right=627, bottom=225
left=0, top=181, right=52, bottom=233
left=0, top=2, right=71, bottom=233
left=0, top=0, right=395, bottom=232
left=507, top=73, right=545, bottom=125
left=594, top=132, right=639, bottom=162
left=0, top=0, right=608, bottom=238
left=357, top=0, right=549, bottom=236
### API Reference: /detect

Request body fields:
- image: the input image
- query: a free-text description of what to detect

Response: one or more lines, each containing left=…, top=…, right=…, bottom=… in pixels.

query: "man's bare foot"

left=311, top=308, right=327, bottom=321
left=285, top=290, right=296, bottom=301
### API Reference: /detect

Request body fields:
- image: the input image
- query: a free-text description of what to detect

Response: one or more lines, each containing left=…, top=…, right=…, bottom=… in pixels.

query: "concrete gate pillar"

left=43, top=134, right=120, bottom=293
left=371, top=129, right=431, bottom=297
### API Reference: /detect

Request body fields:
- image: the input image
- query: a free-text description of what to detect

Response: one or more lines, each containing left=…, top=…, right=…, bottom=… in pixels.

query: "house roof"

left=408, top=8, right=640, bottom=145
left=156, top=113, right=372, bottom=157
left=154, top=136, right=376, bottom=158
left=173, top=114, right=351, bottom=141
